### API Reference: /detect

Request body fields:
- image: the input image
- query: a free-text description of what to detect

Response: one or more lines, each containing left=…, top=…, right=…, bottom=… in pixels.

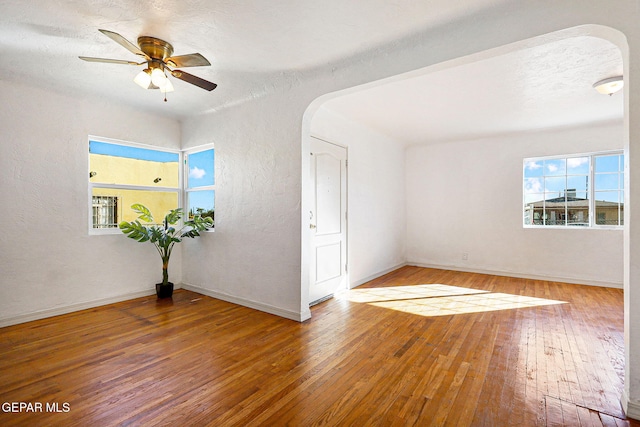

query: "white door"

left=309, top=137, right=347, bottom=305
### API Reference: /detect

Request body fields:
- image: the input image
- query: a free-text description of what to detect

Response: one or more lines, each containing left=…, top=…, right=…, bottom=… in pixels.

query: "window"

left=88, top=138, right=215, bottom=233
left=89, top=138, right=180, bottom=233
left=184, top=146, right=215, bottom=223
left=523, top=151, right=624, bottom=228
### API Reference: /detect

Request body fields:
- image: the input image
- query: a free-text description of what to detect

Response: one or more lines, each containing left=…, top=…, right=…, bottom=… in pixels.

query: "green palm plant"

left=119, top=204, right=213, bottom=291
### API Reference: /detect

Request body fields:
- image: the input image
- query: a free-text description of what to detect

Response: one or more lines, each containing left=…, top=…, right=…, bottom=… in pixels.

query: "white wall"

left=406, top=123, right=624, bottom=287
left=0, top=80, right=181, bottom=325
left=310, top=106, right=406, bottom=287
left=179, top=89, right=309, bottom=321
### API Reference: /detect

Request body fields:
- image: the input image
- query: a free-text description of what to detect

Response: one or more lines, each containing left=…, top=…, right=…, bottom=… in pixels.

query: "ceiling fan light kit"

left=79, top=29, right=217, bottom=101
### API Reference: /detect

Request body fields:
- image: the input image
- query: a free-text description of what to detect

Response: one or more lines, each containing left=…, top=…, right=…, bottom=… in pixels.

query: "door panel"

left=309, top=137, right=347, bottom=305
left=316, top=243, right=342, bottom=283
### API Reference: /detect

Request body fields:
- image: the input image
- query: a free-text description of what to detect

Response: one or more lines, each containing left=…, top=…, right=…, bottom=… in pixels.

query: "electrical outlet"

left=462, top=252, right=468, bottom=260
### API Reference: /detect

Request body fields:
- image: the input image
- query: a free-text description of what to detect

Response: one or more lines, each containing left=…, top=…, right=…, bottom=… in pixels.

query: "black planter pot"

left=155, top=282, right=174, bottom=298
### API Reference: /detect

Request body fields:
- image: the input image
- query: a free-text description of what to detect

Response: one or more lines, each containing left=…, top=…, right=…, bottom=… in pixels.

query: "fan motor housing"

left=137, top=36, right=174, bottom=60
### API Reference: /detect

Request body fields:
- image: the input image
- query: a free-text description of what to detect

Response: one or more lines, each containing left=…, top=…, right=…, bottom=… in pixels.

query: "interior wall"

left=180, top=90, right=309, bottom=321
left=0, top=79, right=181, bottom=326
left=406, top=122, right=624, bottom=287
left=310, top=106, right=406, bottom=288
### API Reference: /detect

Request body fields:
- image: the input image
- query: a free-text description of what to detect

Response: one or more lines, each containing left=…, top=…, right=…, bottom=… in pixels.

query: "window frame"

left=88, top=136, right=183, bottom=235
left=183, top=144, right=215, bottom=231
left=523, top=150, right=624, bottom=230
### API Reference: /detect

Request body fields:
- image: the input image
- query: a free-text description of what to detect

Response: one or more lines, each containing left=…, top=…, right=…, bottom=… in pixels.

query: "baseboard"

left=622, top=390, right=640, bottom=420
left=182, top=282, right=309, bottom=322
left=407, top=262, right=623, bottom=289
left=349, top=263, right=408, bottom=289
left=0, top=289, right=157, bottom=328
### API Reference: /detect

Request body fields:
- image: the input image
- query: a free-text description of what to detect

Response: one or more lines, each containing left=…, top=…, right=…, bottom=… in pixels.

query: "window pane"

left=595, top=190, right=620, bottom=203
left=595, top=154, right=621, bottom=173
left=187, top=190, right=215, bottom=221
left=544, top=207, right=565, bottom=225
left=566, top=176, right=588, bottom=193
left=91, top=188, right=178, bottom=227
left=89, top=141, right=179, bottom=188
left=544, top=159, right=566, bottom=176
left=187, top=149, right=215, bottom=188
left=567, top=157, right=589, bottom=174
left=524, top=178, right=543, bottom=194
left=524, top=160, right=544, bottom=178
left=595, top=174, right=620, bottom=191
left=524, top=193, right=544, bottom=204
left=544, top=176, right=566, bottom=193
left=596, top=200, right=621, bottom=225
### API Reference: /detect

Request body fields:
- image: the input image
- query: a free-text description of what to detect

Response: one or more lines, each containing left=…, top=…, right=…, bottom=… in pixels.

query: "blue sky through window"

left=187, top=149, right=215, bottom=188
left=188, top=190, right=215, bottom=212
left=90, top=140, right=178, bottom=163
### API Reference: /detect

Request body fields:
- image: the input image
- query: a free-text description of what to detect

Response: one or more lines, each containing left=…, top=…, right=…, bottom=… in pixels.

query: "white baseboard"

left=622, top=390, right=640, bottom=420
left=0, top=289, right=157, bottom=328
left=181, top=282, right=309, bottom=322
left=407, top=262, right=623, bottom=289
left=349, top=263, right=408, bottom=289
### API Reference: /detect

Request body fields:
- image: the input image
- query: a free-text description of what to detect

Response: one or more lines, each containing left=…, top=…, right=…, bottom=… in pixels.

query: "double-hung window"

left=523, top=151, right=624, bottom=228
left=89, top=138, right=180, bottom=233
left=89, top=137, right=215, bottom=233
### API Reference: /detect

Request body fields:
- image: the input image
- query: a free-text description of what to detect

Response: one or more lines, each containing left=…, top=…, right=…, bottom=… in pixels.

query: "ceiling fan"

left=79, top=29, right=217, bottom=99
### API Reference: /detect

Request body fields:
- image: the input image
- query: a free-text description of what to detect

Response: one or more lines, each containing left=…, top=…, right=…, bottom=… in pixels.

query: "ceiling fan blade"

left=170, top=69, right=217, bottom=91
left=79, top=56, right=142, bottom=65
left=98, top=29, right=148, bottom=58
left=165, top=53, right=211, bottom=68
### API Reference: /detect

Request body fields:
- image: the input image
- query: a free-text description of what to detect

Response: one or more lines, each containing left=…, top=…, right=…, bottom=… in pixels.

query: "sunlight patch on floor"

left=341, top=284, right=566, bottom=317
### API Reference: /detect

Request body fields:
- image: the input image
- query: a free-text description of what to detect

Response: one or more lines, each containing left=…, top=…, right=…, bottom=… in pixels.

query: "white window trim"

left=523, top=150, right=624, bottom=230
left=88, top=135, right=183, bottom=235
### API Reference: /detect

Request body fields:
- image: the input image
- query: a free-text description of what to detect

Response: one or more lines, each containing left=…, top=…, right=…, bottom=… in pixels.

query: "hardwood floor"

left=1, top=266, right=638, bottom=426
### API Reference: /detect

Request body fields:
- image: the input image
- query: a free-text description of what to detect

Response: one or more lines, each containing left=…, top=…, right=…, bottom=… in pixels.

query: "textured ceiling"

left=0, top=1, right=624, bottom=141
left=0, top=0, right=509, bottom=120
left=322, top=36, right=624, bottom=144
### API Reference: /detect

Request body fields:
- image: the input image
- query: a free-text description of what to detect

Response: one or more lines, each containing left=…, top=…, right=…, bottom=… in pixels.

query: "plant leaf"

left=119, top=220, right=151, bottom=242
left=131, top=204, right=153, bottom=223
left=165, top=208, right=183, bottom=225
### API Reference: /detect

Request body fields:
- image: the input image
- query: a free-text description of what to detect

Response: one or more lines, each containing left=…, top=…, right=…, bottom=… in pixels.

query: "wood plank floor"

left=1, top=266, right=638, bottom=426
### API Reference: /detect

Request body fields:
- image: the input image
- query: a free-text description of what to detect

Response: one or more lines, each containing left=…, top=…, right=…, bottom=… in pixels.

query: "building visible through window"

left=523, top=152, right=623, bottom=228
left=89, top=138, right=215, bottom=233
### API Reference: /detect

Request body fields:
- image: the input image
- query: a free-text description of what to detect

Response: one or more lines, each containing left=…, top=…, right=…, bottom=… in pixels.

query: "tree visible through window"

left=523, top=152, right=624, bottom=228
left=185, top=147, right=215, bottom=223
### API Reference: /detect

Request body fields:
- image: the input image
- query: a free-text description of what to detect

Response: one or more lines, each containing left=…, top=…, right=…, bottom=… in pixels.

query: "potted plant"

left=119, top=204, right=214, bottom=298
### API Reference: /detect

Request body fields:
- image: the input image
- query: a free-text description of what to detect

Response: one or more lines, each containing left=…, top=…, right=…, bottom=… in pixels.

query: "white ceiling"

left=323, top=36, right=624, bottom=144
left=0, top=1, right=624, bottom=141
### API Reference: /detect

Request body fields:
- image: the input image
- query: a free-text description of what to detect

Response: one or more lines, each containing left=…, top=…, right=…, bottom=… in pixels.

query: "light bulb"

left=161, top=78, right=174, bottom=93
left=134, top=69, right=152, bottom=89
left=151, top=68, right=168, bottom=88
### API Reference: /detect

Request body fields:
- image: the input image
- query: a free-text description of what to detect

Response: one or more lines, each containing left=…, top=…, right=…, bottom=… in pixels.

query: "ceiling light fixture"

left=134, top=68, right=154, bottom=89
left=593, top=76, right=624, bottom=96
